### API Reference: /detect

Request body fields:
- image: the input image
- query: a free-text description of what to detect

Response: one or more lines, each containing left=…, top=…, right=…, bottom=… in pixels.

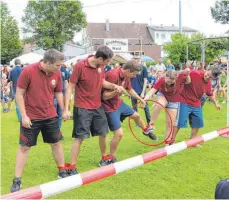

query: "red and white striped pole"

left=1, top=127, right=229, bottom=200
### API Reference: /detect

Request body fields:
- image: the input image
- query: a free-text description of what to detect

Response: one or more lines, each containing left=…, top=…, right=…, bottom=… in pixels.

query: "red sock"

left=102, top=155, right=108, bottom=160
left=65, top=163, right=70, bottom=168
left=58, top=166, right=66, bottom=171
left=143, top=125, right=150, bottom=131
left=109, top=155, right=116, bottom=159
left=69, top=164, right=76, bottom=170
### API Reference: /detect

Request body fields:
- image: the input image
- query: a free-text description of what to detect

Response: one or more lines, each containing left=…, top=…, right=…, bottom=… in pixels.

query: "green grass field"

left=1, top=97, right=229, bottom=199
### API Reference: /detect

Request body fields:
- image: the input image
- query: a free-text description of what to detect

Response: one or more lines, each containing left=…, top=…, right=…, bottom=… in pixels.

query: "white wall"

left=154, top=30, right=195, bottom=45
left=153, top=30, right=196, bottom=58
left=63, top=44, right=86, bottom=61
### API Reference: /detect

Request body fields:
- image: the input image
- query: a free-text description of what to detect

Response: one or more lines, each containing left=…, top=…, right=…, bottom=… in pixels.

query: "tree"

left=22, top=1, right=87, bottom=51
left=205, top=37, right=228, bottom=63
left=163, top=33, right=189, bottom=65
left=188, top=33, right=205, bottom=62
left=211, top=0, right=229, bottom=24
left=163, top=33, right=227, bottom=66
left=1, top=2, right=23, bottom=64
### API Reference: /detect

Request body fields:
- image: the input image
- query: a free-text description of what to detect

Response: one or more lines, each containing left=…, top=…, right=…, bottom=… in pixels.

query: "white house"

left=148, top=24, right=197, bottom=58
left=148, top=24, right=198, bottom=45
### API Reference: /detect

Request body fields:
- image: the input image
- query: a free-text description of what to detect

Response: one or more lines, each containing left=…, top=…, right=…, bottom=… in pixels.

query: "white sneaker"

left=222, top=100, right=226, bottom=104
left=150, top=125, right=155, bottom=130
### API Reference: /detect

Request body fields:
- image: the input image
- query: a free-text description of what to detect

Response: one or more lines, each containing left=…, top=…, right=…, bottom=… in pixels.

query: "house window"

left=156, top=33, right=159, bottom=38
left=161, top=34, right=166, bottom=39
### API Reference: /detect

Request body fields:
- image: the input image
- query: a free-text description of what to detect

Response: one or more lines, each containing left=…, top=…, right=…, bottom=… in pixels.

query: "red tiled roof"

left=86, top=22, right=154, bottom=44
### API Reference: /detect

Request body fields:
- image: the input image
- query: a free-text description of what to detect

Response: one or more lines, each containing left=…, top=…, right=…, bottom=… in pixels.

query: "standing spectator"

left=155, top=59, right=166, bottom=73
left=62, top=46, right=123, bottom=175
left=104, top=64, right=112, bottom=73
left=157, top=71, right=163, bottom=79
left=10, top=49, right=68, bottom=193
left=68, top=62, right=75, bottom=77
left=130, top=62, right=151, bottom=124
left=183, top=61, right=194, bottom=71
left=1, top=73, right=10, bottom=112
left=147, top=70, right=157, bottom=88
left=149, top=64, right=156, bottom=72
left=2, top=65, right=8, bottom=74
left=54, top=64, right=69, bottom=129
left=166, top=59, right=175, bottom=71
left=8, top=59, right=22, bottom=121
left=219, top=69, right=227, bottom=104
left=211, top=75, right=220, bottom=101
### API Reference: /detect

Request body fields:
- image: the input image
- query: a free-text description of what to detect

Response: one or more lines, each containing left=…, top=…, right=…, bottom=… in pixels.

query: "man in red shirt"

left=196, top=61, right=205, bottom=72
left=63, top=46, right=123, bottom=175
left=144, top=69, right=191, bottom=145
left=172, top=66, right=221, bottom=146
left=100, top=60, right=157, bottom=166
left=10, top=49, right=67, bottom=193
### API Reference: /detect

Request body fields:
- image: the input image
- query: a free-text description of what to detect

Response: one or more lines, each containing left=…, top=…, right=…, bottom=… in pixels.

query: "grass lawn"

left=1, top=97, right=228, bottom=199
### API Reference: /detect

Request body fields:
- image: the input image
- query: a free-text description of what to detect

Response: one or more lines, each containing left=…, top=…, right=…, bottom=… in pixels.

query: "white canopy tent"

left=110, top=53, right=133, bottom=64
left=65, top=52, right=133, bottom=67
left=10, top=52, right=43, bottom=66
left=64, top=53, right=95, bottom=67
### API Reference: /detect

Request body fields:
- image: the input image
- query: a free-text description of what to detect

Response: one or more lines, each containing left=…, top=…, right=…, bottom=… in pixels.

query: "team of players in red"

left=10, top=47, right=221, bottom=193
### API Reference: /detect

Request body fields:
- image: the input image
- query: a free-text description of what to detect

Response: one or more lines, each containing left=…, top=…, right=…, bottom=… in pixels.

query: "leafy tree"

left=187, top=33, right=205, bottom=62
left=22, top=1, right=87, bottom=51
left=1, top=2, right=23, bottom=64
left=146, top=61, right=157, bottom=67
left=163, top=33, right=228, bottom=65
left=205, top=37, right=228, bottom=63
left=211, top=0, right=229, bottom=24
left=163, top=33, right=189, bottom=65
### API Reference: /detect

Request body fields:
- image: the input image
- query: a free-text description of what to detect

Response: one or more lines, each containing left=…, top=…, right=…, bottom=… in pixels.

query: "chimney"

left=149, top=18, right=152, bottom=26
left=106, top=19, right=110, bottom=32
left=132, top=21, right=135, bottom=25
left=160, top=24, right=163, bottom=27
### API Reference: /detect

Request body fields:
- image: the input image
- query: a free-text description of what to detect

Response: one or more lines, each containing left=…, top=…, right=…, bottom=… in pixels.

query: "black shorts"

left=20, top=117, right=63, bottom=147
left=72, top=106, right=108, bottom=139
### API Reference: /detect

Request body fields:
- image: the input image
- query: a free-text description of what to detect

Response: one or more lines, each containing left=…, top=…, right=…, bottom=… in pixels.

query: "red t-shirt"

left=197, top=68, right=205, bottom=72
left=180, top=70, right=213, bottom=107
left=70, top=56, right=105, bottom=109
left=17, top=61, right=62, bottom=120
left=153, top=73, right=187, bottom=102
left=102, top=68, right=132, bottom=112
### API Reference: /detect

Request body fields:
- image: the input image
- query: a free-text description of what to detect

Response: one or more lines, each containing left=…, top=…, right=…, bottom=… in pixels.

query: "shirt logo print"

left=51, top=79, right=56, bottom=86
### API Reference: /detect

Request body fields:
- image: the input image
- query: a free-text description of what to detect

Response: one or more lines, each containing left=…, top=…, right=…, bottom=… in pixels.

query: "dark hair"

left=43, top=49, right=64, bottom=64
left=123, top=60, right=142, bottom=73
left=208, top=65, right=221, bottom=78
left=95, top=46, right=114, bottom=60
left=15, top=59, right=21, bottom=65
